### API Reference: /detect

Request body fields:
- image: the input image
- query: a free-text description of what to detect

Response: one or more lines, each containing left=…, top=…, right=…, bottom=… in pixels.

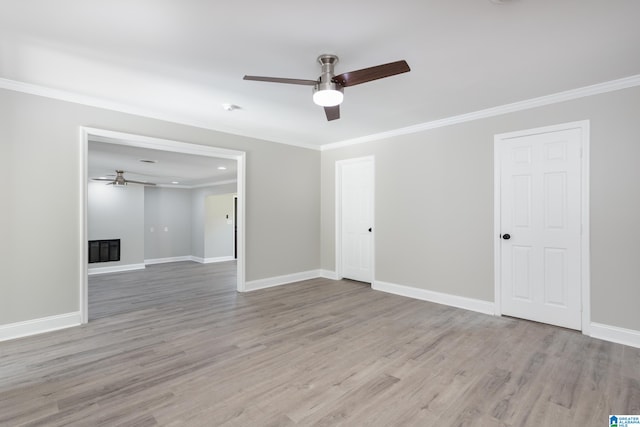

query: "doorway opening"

left=80, top=127, right=246, bottom=324
left=234, top=195, right=238, bottom=259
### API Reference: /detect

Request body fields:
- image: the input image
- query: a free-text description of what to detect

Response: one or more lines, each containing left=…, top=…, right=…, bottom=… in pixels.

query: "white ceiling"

left=88, top=139, right=237, bottom=187
left=1, top=0, right=640, bottom=148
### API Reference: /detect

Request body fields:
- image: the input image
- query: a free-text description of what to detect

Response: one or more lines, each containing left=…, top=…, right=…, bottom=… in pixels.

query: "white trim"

left=0, top=78, right=319, bottom=151
left=155, top=180, right=237, bottom=190
left=236, top=154, right=246, bottom=291
left=322, top=74, right=640, bottom=151
left=0, top=312, right=82, bottom=342
left=88, top=263, right=146, bottom=275
left=580, top=123, right=591, bottom=335
left=335, top=160, right=342, bottom=280
left=191, top=256, right=235, bottom=264
left=590, top=323, right=640, bottom=349
left=3, top=75, right=637, bottom=153
left=144, top=256, right=193, bottom=265
left=81, top=127, right=247, bottom=320
left=493, top=136, right=502, bottom=317
left=320, top=269, right=339, bottom=280
left=335, top=156, right=375, bottom=282
left=244, top=270, right=321, bottom=292
left=85, top=129, right=243, bottom=159
left=372, top=279, right=639, bottom=350
left=189, top=179, right=238, bottom=189
left=493, top=120, right=591, bottom=332
left=146, top=256, right=235, bottom=265
left=373, top=280, right=495, bottom=316
left=79, top=128, right=89, bottom=324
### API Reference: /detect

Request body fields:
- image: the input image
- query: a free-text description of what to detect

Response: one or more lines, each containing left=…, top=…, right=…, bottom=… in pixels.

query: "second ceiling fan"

left=92, top=170, right=156, bottom=186
left=243, top=55, right=410, bottom=121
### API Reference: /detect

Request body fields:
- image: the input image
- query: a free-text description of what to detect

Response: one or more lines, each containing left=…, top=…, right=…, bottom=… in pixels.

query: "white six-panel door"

left=337, top=157, right=374, bottom=283
left=497, top=127, right=583, bottom=330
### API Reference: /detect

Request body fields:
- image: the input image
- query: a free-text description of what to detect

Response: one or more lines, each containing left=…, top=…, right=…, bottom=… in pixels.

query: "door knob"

left=502, top=233, right=511, bottom=240
left=368, top=227, right=372, bottom=232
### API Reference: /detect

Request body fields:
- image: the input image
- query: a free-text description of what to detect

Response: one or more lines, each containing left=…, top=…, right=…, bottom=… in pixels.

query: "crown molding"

left=3, top=74, right=639, bottom=153
left=0, top=78, right=321, bottom=151
left=321, top=74, right=640, bottom=151
left=154, top=179, right=237, bottom=190
left=190, top=179, right=238, bottom=189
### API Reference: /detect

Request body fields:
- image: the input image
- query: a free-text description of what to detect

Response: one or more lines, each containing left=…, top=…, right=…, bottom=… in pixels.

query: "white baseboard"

left=320, top=269, right=339, bottom=280
left=373, top=280, right=495, bottom=316
left=192, top=256, right=235, bottom=264
left=244, top=270, right=321, bottom=292
left=145, top=256, right=192, bottom=265
left=0, top=312, right=81, bottom=342
left=145, top=256, right=235, bottom=265
left=88, top=263, right=146, bottom=275
left=590, top=322, right=640, bottom=349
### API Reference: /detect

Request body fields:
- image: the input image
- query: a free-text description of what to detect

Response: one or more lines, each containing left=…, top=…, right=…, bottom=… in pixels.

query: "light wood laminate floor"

left=1, top=261, right=638, bottom=426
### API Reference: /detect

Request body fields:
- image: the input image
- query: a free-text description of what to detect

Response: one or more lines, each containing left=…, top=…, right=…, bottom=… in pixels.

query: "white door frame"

left=335, top=156, right=375, bottom=282
left=79, top=127, right=246, bottom=324
left=493, top=120, right=590, bottom=334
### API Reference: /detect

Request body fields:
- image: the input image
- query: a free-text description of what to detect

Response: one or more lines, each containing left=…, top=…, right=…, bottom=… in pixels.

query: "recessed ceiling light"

left=217, top=166, right=227, bottom=170
left=222, top=103, right=240, bottom=111
left=171, top=181, right=179, bottom=184
left=139, top=159, right=157, bottom=164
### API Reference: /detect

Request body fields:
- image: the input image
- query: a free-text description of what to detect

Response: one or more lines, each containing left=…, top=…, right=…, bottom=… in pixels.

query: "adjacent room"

left=1, top=1, right=639, bottom=426
left=87, top=138, right=239, bottom=319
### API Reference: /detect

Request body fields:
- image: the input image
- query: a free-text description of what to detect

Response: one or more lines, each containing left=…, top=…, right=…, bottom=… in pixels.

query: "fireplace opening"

left=88, top=239, right=120, bottom=263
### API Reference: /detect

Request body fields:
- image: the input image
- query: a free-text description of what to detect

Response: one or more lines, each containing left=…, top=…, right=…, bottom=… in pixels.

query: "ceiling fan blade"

left=333, top=60, right=410, bottom=87
left=243, top=75, right=317, bottom=86
left=92, top=178, right=113, bottom=181
left=324, top=105, right=340, bottom=121
left=126, top=180, right=156, bottom=186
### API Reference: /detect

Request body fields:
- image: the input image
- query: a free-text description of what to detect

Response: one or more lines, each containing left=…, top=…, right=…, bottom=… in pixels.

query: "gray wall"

left=204, top=193, right=235, bottom=259
left=5, top=82, right=637, bottom=334
left=87, top=181, right=145, bottom=267
left=0, top=88, right=320, bottom=325
left=321, top=86, right=640, bottom=332
left=190, top=184, right=237, bottom=259
left=144, top=187, right=192, bottom=260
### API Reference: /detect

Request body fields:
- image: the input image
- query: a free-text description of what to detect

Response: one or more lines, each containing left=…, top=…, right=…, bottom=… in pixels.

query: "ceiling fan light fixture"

left=313, top=82, right=344, bottom=107
left=245, top=54, right=409, bottom=119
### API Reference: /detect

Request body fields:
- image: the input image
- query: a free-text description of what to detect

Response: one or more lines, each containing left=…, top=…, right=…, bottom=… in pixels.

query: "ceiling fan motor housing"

left=115, top=170, right=127, bottom=185
left=313, top=54, right=344, bottom=106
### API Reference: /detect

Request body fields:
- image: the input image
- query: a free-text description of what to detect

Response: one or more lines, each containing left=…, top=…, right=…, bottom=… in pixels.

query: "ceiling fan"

left=243, top=54, right=410, bottom=121
left=92, top=170, right=156, bottom=186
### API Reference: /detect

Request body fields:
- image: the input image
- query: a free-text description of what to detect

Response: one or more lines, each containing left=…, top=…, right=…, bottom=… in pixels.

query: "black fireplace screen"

left=88, top=239, right=120, bottom=263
